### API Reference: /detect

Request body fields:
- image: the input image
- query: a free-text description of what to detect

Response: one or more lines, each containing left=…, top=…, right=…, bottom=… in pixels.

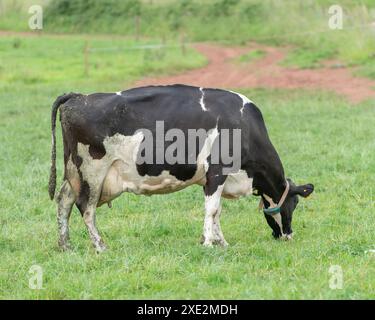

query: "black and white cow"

left=49, top=84, right=314, bottom=252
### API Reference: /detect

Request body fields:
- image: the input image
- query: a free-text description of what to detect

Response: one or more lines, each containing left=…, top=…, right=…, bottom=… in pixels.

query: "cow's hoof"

left=281, top=233, right=293, bottom=241
left=201, top=235, right=228, bottom=247
left=200, top=235, right=205, bottom=244
left=202, top=241, right=214, bottom=248
left=217, top=239, right=229, bottom=247
left=200, top=235, right=212, bottom=247
left=94, top=243, right=107, bottom=253
left=212, top=239, right=229, bottom=247
left=58, top=242, right=72, bottom=251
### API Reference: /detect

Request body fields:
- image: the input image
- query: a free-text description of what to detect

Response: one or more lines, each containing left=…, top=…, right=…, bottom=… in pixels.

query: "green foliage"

left=282, top=46, right=337, bottom=69
left=46, top=0, right=142, bottom=17
left=211, top=0, right=241, bottom=16
left=1, top=1, right=374, bottom=76
left=356, top=60, right=375, bottom=79
left=44, top=0, right=142, bottom=33
left=234, top=49, right=266, bottom=64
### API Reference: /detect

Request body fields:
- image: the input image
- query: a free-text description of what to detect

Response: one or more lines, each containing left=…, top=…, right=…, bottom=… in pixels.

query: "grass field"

left=0, top=32, right=374, bottom=299
left=0, top=35, right=206, bottom=86
left=0, top=0, right=374, bottom=300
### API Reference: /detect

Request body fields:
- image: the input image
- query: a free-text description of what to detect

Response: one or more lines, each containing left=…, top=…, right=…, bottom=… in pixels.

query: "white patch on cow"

left=116, top=91, right=122, bottom=96
left=229, top=90, right=254, bottom=115
left=97, top=127, right=219, bottom=204
left=203, top=160, right=209, bottom=173
left=197, top=126, right=218, bottom=169
left=203, top=184, right=225, bottom=247
left=222, top=170, right=253, bottom=199
left=199, top=87, right=207, bottom=111
left=66, top=157, right=81, bottom=197
left=77, top=143, right=117, bottom=203
left=83, top=204, right=107, bottom=252
left=262, top=193, right=284, bottom=234
left=272, top=212, right=284, bottom=236
left=99, top=132, right=146, bottom=200
left=263, top=194, right=277, bottom=207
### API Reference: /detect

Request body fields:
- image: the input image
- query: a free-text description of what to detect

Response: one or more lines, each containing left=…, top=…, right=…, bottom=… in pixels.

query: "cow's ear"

left=290, top=183, right=314, bottom=198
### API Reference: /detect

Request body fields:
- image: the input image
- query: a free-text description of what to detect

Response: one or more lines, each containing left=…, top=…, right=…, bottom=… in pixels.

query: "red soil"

left=135, top=42, right=375, bottom=103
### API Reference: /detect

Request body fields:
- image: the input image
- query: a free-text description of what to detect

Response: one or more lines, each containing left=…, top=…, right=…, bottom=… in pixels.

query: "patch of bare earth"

left=135, top=43, right=375, bottom=103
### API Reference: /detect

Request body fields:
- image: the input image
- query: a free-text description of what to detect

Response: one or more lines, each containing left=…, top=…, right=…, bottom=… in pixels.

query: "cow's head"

left=263, top=179, right=314, bottom=240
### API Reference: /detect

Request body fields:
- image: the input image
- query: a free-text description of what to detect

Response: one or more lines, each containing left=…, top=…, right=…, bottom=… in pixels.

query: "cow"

left=48, top=84, right=314, bottom=252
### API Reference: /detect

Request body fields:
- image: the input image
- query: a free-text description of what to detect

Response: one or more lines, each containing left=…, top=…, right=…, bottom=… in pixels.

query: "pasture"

left=0, top=0, right=374, bottom=300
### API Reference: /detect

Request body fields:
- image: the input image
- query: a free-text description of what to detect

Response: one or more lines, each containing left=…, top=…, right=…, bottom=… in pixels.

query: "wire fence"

left=80, top=21, right=374, bottom=76
left=86, top=22, right=375, bottom=53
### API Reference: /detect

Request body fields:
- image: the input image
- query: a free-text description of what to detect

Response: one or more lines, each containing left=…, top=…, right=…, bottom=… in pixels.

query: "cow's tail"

left=48, top=93, right=77, bottom=200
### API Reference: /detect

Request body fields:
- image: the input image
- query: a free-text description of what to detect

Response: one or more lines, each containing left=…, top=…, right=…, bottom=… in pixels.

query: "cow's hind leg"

left=56, top=180, right=75, bottom=250
left=201, top=170, right=228, bottom=247
left=76, top=181, right=107, bottom=253
left=82, top=204, right=106, bottom=253
left=213, top=204, right=228, bottom=247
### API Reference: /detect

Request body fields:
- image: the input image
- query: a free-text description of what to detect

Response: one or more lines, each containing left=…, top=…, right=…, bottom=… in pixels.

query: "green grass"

left=0, top=31, right=374, bottom=298
left=354, top=59, right=375, bottom=80
left=1, top=89, right=374, bottom=299
left=0, top=35, right=206, bottom=87
left=282, top=46, right=337, bottom=69
left=234, top=49, right=266, bottom=64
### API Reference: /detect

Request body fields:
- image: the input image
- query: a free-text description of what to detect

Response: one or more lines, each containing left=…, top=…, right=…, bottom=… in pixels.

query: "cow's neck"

left=253, top=159, right=286, bottom=204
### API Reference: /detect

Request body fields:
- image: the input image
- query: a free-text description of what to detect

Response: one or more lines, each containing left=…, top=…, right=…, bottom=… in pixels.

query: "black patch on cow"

left=203, top=164, right=227, bottom=196
left=89, top=144, right=106, bottom=160
left=76, top=180, right=91, bottom=215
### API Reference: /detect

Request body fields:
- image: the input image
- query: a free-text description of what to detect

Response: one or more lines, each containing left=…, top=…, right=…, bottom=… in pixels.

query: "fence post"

left=181, top=32, right=186, bottom=56
left=361, top=5, right=368, bottom=23
left=83, top=40, right=90, bottom=76
left=135, top=15, right=141, bottom=41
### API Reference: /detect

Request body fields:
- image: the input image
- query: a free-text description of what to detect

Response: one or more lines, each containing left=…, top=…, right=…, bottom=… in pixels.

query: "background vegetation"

left=1, top=0, right=374, bottom=76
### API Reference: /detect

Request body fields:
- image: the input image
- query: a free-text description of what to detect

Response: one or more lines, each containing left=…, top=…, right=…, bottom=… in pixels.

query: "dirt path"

left=135, top=43, right=375, bottom=103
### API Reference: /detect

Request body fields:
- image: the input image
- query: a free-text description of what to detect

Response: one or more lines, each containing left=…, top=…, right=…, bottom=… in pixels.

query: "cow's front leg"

left=202, top=172, right=227, bottom=247
left=56, top=180, right=75, bottom=250
left=83, top=205, right=107, bottom=253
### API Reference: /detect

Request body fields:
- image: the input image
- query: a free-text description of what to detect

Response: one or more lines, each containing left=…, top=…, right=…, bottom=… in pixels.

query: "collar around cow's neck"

left=259, top=180, right=290, bottom=216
